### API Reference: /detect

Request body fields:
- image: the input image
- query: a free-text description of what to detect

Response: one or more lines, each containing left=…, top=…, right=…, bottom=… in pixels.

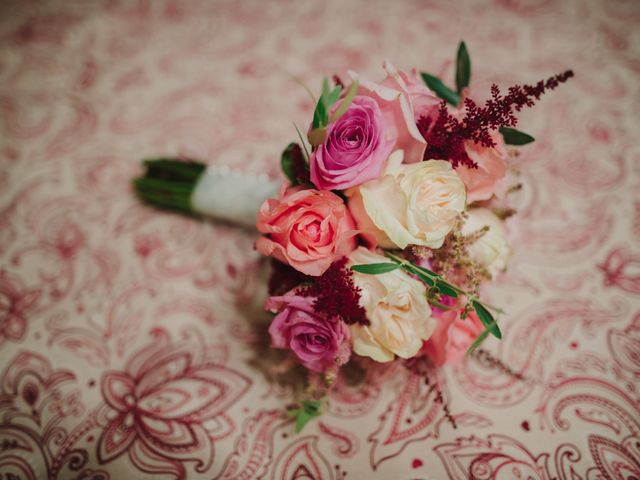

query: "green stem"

left=143, top=158, right=206, bottom=182
left=132, top=158, right=206, bottom=215
left=384, top=251, right=503, bottom=314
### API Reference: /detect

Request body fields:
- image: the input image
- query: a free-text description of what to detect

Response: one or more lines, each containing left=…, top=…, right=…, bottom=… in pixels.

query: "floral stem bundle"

left=133, top=41, right=572, bottom=432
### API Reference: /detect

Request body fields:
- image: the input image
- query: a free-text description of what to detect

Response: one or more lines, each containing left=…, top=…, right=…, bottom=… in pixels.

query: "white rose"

left=348, top=247, right=435, bottom=362
left=347, top=151, right=466, bottom=249
left=462, top=208, right=511, bottom=277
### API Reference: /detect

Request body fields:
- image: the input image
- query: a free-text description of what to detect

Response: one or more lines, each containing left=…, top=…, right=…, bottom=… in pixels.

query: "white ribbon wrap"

left=191, top=167, right=280, bottom=228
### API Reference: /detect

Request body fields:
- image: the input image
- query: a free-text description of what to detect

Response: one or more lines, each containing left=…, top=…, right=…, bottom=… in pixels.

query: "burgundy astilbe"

left=268, top=259, right=311, bottom=296
left=418, top=70, right=574, bottom=168
left=298, top=258, right=368, bottom=326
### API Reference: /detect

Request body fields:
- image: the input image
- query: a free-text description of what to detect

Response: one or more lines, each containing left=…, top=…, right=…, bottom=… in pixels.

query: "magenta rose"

left=266, top=293, right=351, bottom=372
left=310, top=96, right=395, bottom=190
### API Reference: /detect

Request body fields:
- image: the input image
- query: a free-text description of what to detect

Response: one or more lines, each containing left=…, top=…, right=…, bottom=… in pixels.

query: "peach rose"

left=348, top=247, right=435, bottom=362
left=349, top=61, right=440, bottom=164
left=421, top=310, right=484, bottom=366
left=347, top=151, right=466, bottom=249
left=256, top=187, right=356, bottom=276
left=456, top=131, right=508, bottom=203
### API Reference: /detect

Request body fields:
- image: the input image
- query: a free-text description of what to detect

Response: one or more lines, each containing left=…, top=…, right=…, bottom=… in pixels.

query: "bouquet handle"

left=134, top=159, right=279, bottom=229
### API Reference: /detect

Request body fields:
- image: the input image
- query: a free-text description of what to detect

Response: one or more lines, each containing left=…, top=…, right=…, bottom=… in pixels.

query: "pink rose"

left=310, top=96, right=394, bottom=190
left=421, top=310, right=484, bottom=366
left=351, top=61, right=440, bottom=163
left=267, top=293, right=351, bottom=372
left=456, top=131, right=509, bottom=203
left=256, top=187, right=356, bottom=276
left=380, top=62, right=441, bottom=124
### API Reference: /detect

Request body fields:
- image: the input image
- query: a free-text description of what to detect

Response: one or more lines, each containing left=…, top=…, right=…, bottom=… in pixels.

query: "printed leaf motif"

left=369, top=368, right=444, bottom=469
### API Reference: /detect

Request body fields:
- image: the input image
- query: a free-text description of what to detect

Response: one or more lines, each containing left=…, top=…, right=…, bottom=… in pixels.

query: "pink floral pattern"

left=0, top=272, right=40, bottom=346
left=96, top=329, right=250, bottom=476
left=0, top=0, right=638, bottom=478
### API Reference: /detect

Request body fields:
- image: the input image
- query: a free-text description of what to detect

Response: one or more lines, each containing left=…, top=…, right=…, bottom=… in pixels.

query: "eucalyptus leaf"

left=402, top=265, right=435, bottom=286
left=455, top=41, right=471, bottom=93
left=499, top=127, right=535, bottom=145
left=411, top=263, right=439, bottom=278
left=420, top=72, right=460, bottom=106
left=472, top=301, right=502, bottom=339
left=435, top=281, right=459, bottom=298
left=351, top=263, right=399, bottom=274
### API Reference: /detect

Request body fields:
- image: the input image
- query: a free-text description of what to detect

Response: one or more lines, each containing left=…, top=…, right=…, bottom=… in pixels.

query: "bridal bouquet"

left=134, top=42, right=572, bottom=431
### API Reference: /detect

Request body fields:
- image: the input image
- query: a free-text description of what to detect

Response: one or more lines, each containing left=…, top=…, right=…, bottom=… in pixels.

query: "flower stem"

left=133, top=159, right=206, bottom=215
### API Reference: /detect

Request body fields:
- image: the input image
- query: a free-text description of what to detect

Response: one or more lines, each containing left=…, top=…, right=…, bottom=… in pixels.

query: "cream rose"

left=462, top=208, right=511, bottom=277
left=347, top=151, right=466, bottom=249
left=348, top=247, right=435, bottom=362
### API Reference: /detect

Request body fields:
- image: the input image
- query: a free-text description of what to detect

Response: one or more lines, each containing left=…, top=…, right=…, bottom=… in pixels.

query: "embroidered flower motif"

left=97, top=330, right=250, bottom=476
left=0, top=272, right=40, bottom=347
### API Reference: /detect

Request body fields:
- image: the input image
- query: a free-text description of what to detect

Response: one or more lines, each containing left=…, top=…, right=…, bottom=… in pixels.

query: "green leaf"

left=312, top=96, right=328, bottom=129
left=406, top=267, right=435, bottom=286
left=351, top=263, right=400, bottom=274
left=420, top=72, right=460, bottom=106
left=435, top=280, right=459, bottom=298
left=429, top=300, right=457, bottom=311
left=465, top=326, right=491, bottom=355
left=499, top=127, right=535, bottom=145
left=328, top=81, right=359, bottom=124
left=293, top=123, right=311, bottom=162
left=327, top=85, right=342, bottom=107
left=293, top=400, right=322, bottom=433
left=455, top=41, right=471, bottom=93
left=295, top=411, right=311, bottom=433
left=321, top=77, right=331, bottom=103
left=302, top=399, right=322, bottom=416
left=280, top=143, right=299, bottom=185
left=312, top=78, right=343, bottom=130
left=287, top=408, right=300, bottom=418
left=472, top=301, right=502, bottom=339
left=408, top=262, right=438, bottom=277
left=384, top=253, right=437, bottom=286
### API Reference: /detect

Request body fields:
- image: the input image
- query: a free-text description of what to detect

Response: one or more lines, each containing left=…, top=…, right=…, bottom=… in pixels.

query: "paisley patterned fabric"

left=1, top=1, right=639, bottom=478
